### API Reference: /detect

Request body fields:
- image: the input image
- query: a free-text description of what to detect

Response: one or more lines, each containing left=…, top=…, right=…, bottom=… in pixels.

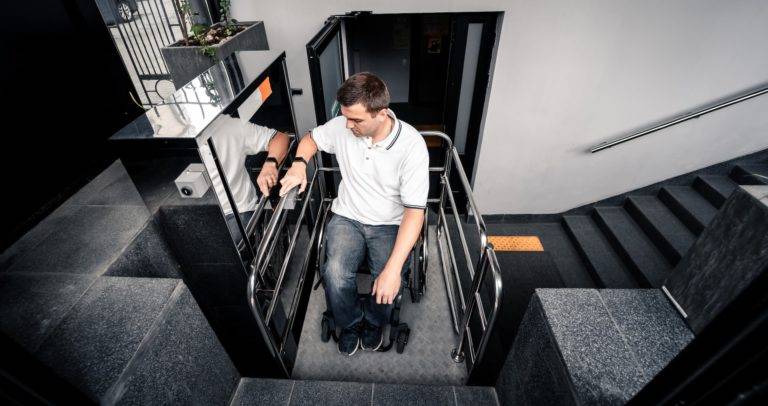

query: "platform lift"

left=246, top=129, right=503, bottom=380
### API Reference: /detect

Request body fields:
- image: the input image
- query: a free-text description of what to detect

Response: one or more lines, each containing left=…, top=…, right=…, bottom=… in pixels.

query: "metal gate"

left=94, top=0, right=189, bottom=106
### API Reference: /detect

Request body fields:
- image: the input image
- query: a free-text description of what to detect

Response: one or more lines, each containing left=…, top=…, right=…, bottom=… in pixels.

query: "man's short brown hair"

left=336, top=72, right=390, bottom=115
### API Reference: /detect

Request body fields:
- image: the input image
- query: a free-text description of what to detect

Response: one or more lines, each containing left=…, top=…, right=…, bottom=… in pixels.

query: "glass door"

left=307, top=17, right=348, bottom=125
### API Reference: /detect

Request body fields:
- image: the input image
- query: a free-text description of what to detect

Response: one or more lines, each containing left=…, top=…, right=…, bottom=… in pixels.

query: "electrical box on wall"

left=175, top=163, right=210, bottom=198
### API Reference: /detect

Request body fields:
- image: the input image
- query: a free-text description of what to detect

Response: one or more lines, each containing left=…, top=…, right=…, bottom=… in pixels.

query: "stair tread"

left=694, top=175, right=738, bottom=208
left=33, top=277, right=180, bottom=400
left=231, top=378, right=498, bottom=406
left=593, top=207, right=670, bottom=287
left=731, top=164, right=768, bottom=185
left=659, top=186, right=718, bottom=235
left=562, top=215, right=638, bottom=288
left=105, top=283, right=239, bottom=405
left=625, top=196, right=696, bottom=264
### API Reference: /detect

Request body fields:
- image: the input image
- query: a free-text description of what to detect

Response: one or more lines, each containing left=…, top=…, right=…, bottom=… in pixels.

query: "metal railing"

left=246, top=160, right=324, bottom=377
left=96, top=0, right=189, bottom=106
left=419, top=131, right=503, bottom=370
left=245, top=131, right=503, bottom=380
left=591, top=84, right=768, bottom=153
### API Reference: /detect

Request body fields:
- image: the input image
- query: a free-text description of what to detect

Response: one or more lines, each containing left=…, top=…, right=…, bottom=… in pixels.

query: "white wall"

left=234, top=0, right=768, bottom=214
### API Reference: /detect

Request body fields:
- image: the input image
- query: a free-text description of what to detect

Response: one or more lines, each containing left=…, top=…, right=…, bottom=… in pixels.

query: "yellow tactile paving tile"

left=488, top=236, right=544, bottom=252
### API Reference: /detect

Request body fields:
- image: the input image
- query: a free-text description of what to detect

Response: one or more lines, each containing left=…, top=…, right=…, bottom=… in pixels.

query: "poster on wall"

left=427, top=37, right=442, bottom=54
left=393, top=16, right=410, bottom=49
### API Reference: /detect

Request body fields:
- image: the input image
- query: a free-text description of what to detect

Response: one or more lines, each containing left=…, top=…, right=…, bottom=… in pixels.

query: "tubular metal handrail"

left=419, top=131, right=502, bottom=369
left=591, top=84, right=768, bottom=153
left=246, top=166, right=321, bottom=377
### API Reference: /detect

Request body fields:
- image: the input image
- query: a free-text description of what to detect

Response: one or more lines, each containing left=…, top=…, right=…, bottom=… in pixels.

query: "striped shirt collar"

left=370, top=109, right=402, bottom=150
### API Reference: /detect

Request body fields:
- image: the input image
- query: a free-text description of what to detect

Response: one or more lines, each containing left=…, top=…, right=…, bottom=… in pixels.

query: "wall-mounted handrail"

left=591, top=84, right=768, bottom=153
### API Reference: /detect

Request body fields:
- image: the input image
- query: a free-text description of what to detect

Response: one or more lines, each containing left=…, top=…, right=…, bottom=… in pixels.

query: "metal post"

left=452, top=247, right=490, bottom=363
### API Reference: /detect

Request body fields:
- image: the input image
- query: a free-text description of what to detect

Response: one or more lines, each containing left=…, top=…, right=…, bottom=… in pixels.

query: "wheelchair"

left=314, top=206, right=428, bottom=353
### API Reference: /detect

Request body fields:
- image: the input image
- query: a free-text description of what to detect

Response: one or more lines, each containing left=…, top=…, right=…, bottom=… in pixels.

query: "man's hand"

left=279, top=162, right=307, bottom=196
left=256, top=163, right=278, bottom=196
left=372, top=266, right=401, bottom=305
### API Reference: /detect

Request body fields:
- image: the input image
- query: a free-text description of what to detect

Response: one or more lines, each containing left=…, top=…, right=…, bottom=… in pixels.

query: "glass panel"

left=454, top=23, right=483, bottom=154
left=318, top=32, right=344, bottom=122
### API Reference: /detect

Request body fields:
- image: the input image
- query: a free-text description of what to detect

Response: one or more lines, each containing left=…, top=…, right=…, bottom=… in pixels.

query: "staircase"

left=558, top=160, right=768, bottom=289
left=470, top=154, right=768, bottom=386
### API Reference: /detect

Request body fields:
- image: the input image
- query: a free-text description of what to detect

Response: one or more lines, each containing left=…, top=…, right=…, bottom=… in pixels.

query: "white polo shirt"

left=311, top=109, right=429, bottom=225
left=200, top=117, right=276, bottom=215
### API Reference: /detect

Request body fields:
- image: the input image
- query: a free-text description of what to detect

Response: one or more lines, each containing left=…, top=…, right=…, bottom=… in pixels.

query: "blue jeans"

left=323, top=214, right=409, bottom=329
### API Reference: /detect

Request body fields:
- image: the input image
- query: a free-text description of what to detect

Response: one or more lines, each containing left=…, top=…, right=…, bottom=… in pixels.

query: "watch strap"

left=264, top=157, right=279, bottom=166
left=293, top=156, right=308, bottom=166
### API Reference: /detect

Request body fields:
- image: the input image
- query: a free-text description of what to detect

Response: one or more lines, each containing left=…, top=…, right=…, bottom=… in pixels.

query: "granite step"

left=496, top=289, right=693, bottom=405
left=625, top=196, right=696, bottom=265
left=562, top=215, right=638, bottom=288
left=229, top=378, right=499, bottom=406
left=592, top=207, right=670, bottom=287
left=25, top=276, right=238, bottom=404
left=693, top=175, right=738, bottom=208
left=729, top=164, right=768, bottom=185
left=658, top=186, right=718, bottom=235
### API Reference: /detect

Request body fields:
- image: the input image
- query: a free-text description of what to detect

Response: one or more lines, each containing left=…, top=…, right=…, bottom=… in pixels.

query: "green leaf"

left=191, top=23, right=208, bottom=36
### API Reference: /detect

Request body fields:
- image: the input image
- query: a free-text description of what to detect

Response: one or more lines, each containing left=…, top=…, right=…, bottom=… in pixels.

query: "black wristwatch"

left=264, top=157, right=279, bottom=167
left=292, top=156, right=308, bottom=167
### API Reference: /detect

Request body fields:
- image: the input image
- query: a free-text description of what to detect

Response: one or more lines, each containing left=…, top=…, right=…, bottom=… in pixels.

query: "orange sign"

left=258, top=77, right=272, bottom=102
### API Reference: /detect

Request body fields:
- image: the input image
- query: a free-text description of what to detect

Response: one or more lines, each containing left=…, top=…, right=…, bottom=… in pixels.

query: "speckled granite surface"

left=496, top=288, right=693, bottom=405
left=34, top=277, right=179, bottom=400
left=230, top=378, right=499, bottom=406
left=105, top=218, right=182, bottom=279
left=103, top=284, right=240, bottom=405
left=0, top=272, right=97, bottom=352
left=666, top=185, right=768, bottom=333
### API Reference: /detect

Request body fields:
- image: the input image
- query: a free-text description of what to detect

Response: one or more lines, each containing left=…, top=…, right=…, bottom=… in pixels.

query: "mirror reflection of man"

left=201, top=117, right=290, bottom=241
left=280, top=73, right=429, bottom=356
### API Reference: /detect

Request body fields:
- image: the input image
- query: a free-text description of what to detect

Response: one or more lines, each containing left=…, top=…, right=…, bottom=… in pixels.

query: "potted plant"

left=160, top=0, right=268, bottom=88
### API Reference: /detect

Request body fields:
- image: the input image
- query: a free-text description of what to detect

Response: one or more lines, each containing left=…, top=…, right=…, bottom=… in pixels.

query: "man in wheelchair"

left=280, top=72, right=429, bottom=356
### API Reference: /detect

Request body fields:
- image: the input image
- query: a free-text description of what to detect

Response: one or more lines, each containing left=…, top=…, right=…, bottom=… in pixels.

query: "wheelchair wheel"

left=391, top=306, right=400, bottom=326
left=421, top=214, right=428, bottom=293
left=395, top=328, right=410, bottom=354
left=321, top=316, right=332, bottom=343
left=410, top=242, right=423, bottom=303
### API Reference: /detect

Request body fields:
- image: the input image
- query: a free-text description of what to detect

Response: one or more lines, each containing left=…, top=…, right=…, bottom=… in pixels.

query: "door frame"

left=442, top=12, right=499, bottom=183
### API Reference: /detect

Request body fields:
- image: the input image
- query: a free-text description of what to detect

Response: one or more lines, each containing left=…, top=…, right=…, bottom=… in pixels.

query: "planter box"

left=161, top=21, right=269, bottom=89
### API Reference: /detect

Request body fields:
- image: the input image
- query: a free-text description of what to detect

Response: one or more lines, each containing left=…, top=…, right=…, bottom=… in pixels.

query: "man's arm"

left=267, top=132, right=290, bottom=163
left=372, top=208, right=424, bottom=305
left=256, top=131, right=290, bottom=196
left=278, top=132, right=318, bottom=196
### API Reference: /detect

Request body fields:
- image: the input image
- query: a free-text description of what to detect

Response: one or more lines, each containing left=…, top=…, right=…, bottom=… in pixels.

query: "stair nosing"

left=624, top=195, right=696, bottom=265
left=562, top=215, right=638, bottom=288
left=592, top=207, right=670, bottom=287
left=658, top=186, right=717, bottom=236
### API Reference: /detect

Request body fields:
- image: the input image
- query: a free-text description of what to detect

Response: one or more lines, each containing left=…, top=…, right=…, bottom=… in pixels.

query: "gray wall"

left=233, top=0, right=768, bottom=214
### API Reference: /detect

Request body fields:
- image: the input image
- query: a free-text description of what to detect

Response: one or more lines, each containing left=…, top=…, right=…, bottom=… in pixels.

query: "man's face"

left=340, top=103, right=387, bottom=138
